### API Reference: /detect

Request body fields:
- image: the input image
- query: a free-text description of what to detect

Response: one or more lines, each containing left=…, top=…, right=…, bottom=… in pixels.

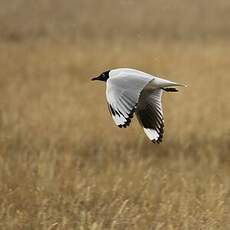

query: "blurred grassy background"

left=1, top=0, right=230, bottom=41
left=0, top=0, right=230, bottom=229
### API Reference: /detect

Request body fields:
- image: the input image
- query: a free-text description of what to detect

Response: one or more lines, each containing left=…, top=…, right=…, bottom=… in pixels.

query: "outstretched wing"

left=135, top=88, right=164, bottom=143
left=106, top=87, right=136, bottom=128
left=106, top=72, right=152, bottom=128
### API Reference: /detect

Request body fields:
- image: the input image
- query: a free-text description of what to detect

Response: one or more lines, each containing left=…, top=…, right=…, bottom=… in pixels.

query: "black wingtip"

left=118, top=109, right=135, bottom=128
left=152, top=139, right=162, bottom=144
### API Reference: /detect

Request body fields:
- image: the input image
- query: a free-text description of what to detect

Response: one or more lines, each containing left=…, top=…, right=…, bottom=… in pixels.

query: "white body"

left=105, top=68, right=185, bottom=143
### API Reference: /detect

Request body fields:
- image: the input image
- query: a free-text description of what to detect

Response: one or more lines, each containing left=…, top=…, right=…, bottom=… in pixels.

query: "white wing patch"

left=143, top=128, right=160, bottom=142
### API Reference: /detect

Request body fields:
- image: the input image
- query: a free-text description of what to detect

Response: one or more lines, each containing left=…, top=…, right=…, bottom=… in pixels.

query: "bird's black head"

left=91, top=70, right=110, bottom=82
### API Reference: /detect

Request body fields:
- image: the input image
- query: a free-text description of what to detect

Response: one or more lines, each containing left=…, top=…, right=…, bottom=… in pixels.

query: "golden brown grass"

left=0, top=38, right=230, bottom=229
left=1, top=0, right=230, bottom=41
left=1, top=0, right=230, bottom=229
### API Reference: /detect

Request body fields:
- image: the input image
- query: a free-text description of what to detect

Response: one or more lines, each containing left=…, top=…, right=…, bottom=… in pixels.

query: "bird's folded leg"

left=162, top=88, right=178, bottom=92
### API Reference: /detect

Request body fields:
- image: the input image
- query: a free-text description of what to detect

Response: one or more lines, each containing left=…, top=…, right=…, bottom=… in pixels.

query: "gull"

left=91, top=68, right=186, bottom=143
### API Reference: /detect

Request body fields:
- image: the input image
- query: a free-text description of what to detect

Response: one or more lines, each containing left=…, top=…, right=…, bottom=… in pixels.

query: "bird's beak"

left=91, top=77, right=98, bottom=81
left=91, top=75, right=104, bottom=81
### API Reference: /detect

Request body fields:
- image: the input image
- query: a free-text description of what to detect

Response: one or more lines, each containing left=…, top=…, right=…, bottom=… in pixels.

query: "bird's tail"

left=154, top=77, right=187, bottom=88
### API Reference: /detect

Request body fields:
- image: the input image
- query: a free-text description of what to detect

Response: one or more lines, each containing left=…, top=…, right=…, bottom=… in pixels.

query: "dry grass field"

left=0, top=0, right=230, bottom=229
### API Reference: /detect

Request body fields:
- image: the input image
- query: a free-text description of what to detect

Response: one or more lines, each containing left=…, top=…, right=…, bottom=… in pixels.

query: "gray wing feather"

left=135, top=88, right=164, bottom=143
left=106, top=73, right=153, bottom=128
left=107, top=88, right=137, bottom=128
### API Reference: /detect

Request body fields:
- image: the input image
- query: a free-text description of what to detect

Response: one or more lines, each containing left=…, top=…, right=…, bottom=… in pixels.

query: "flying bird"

left=91, top=68, right=186, bottom=143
